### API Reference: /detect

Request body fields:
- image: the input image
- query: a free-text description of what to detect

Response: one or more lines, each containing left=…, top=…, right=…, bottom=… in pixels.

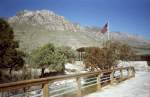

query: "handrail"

left=0, top=66, right=135, bottom=97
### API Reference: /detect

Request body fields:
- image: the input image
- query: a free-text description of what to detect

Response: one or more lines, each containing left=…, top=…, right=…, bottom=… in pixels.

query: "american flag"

left=101, top=22, right=108, bottom=34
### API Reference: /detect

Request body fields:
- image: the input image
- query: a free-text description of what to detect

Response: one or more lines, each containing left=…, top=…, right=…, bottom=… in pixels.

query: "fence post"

left=43, top=82, right=49, bottom=97
left=120, top=68, right=123, bottom=81
left=127, top=68, right=130, bottom=78
left=97, top=74, right=101, bottom=91
left=129, top=67, right=132, bottom=78
left=76, top=77, right=82, bottom=97
left=132, top=67, right=135, bottom=77
left=110, top=70, right=114, bottom=84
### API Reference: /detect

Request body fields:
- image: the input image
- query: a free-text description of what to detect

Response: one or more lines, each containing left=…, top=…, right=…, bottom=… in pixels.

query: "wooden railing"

left=0, top=67, right=135, bottom=97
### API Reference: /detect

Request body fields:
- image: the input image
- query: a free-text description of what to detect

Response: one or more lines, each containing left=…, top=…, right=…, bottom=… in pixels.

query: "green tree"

left=29, top=43, right=71, bottom=77
left=0, top=18, right=24, bottom=75
left=57, top=46, right=75, bottom=63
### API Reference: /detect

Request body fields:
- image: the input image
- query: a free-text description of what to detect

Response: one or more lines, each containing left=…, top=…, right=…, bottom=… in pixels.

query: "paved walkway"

left=85, top=71, right=150, bottom=97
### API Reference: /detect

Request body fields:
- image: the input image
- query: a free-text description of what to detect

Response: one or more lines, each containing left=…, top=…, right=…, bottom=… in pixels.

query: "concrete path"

left=85, top=71, right=150, bottom=97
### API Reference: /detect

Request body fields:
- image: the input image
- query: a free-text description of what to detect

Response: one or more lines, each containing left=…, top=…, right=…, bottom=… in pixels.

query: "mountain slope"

left=84, top=27, right=150, bottom=48
left=8, top=10, right=100, bottom=53
left=7, top=10, right=150, bottom=54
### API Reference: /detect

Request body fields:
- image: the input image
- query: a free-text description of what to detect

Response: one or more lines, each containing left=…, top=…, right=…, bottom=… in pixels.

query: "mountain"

left=7, top=10, right=150, bottom=54
left=83, top=26, right=150, bottom=54
left=84, top=26, right=150, bottom=47
left=8, top=10, right=100, bottom=53
left=9, top=10, right=80, bottom=32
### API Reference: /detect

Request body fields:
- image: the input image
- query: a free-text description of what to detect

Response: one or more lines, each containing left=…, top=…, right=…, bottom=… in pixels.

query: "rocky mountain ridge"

left=83, top=26, right=150, bottom=48
left=9, top=10, right=80, bottom=32
left=7, top=10, right=150, bottom=54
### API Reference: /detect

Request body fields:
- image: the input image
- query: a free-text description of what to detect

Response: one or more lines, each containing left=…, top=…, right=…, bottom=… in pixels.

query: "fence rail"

left=0, top=67, right=135, bottom=97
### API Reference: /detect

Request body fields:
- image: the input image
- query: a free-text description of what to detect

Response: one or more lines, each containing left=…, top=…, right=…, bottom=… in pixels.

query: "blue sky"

left=0, top=0, right=150, bottom=39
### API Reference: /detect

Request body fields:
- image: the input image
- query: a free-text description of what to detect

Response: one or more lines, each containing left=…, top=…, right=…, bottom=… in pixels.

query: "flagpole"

left=107, top=17, right=110, bottom=42
left=107, top=17, right=110, bottom=69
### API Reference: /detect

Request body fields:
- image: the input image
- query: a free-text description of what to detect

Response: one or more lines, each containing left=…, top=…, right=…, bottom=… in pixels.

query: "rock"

left=8, top=10, right=80, bottom=32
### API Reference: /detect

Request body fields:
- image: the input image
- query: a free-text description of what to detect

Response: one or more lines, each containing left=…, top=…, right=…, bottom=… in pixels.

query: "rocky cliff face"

left=8, top=10, right=80, bottom=32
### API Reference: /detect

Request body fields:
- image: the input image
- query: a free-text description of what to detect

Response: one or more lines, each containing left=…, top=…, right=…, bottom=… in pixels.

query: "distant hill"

left=7, top=10, right=150, bottom=54
left=83, top=26, right=150, bottom=55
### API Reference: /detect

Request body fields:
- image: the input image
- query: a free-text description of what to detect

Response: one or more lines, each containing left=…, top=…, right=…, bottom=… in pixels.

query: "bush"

left=84, top=41, right=135, bottom=70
